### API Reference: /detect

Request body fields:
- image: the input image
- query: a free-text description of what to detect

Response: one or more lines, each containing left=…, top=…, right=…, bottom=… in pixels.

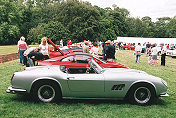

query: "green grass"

left=0, top=45, right=19, bottom=55
left=0, top=45, right=51, bottom=55
left=0, top=50, right=176, bottom=118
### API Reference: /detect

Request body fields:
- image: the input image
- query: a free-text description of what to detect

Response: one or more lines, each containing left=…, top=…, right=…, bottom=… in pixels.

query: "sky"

left=83, top=0, right=176, bottom=21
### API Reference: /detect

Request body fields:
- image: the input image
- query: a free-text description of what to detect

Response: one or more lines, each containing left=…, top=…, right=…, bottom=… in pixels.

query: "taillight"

left=11, top=73, right=15, bottom=81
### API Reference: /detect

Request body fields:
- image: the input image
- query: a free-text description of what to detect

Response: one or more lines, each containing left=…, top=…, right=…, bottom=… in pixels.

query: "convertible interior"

left=60, top=66, right=96, bottom=74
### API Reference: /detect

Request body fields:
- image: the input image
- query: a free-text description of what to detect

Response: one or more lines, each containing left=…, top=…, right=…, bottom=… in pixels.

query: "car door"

left=67, top=73, right=104, bottom=97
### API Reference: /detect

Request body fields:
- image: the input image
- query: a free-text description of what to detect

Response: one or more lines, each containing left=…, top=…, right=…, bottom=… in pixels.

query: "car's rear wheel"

left=129, top=84, right=155, bottom=105
left=33, top=82, right=61, bottom=103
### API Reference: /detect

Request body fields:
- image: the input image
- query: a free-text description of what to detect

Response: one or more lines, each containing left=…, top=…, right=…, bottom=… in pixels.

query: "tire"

left=125, top=47, right=128, bottom=50
left=32, top=81, right=61, bottom=103
left=129, top=84, right=155, bottom=105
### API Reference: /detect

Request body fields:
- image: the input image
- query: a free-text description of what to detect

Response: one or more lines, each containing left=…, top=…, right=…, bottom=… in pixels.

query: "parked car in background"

left=123, top=44, right=135, bottom=50
left=48, top=39, right=83, bottom=58
left=166, top=49, right=176, bottom=58
left=38, top=53, right=129, bottom=69
left=171, top=50, right=176, bottom=58
left=6, top=59, right=169, bottom=105
left=38, top=38, right=128, bottom=69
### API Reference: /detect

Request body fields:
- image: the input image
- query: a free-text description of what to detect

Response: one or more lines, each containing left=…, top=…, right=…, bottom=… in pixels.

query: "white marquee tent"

left=115, top=37, right=176, bottom=45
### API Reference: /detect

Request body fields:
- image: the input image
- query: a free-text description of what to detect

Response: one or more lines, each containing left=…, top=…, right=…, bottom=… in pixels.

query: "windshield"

left=88, top=59, right=104, bottom=74
left=91, top=54, right=107, bottom=64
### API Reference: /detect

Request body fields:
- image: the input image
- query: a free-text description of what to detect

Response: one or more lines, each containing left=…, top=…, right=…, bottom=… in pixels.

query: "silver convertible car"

left=6, top=59, right=169, bottom=105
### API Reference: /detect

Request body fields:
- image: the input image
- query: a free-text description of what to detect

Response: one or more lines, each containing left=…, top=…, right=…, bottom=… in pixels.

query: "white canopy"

left=115, top=37, right=176, bottom=45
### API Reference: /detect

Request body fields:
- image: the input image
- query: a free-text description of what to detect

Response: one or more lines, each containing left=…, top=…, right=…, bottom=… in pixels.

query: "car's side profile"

left=6, top=59, right=168, bottom=105
left=123, top=45, right=135, bottom=50
left=38, top=53, right=129, bottom=69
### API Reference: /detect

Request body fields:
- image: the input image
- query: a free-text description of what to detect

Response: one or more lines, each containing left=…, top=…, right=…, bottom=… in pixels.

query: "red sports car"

left=48, top=38, right=83, bottom=58
left=38, top=53, right=129, bottom=69
left=38, top=38, right=129, bottom=69
left=123, top=44, right=135, bottom=50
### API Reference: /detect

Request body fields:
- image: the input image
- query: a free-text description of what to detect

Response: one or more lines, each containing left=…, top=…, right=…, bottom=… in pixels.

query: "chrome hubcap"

left=134, top=87, right=151, bottom=104
left=38, top=85, right=55, bottom=102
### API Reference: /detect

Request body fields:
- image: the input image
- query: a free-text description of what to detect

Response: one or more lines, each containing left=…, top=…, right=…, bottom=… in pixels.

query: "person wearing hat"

left=104, top=40, right=115, bottom=62
left=161, top=43, right=167, bottom=66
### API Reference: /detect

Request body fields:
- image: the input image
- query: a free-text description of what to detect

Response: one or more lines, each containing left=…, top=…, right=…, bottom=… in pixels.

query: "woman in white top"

left=90, top=42, right=99, bottom=56
left=39, top=37, right=49, bottom=59
left=151, top=44, right=158, bottom=66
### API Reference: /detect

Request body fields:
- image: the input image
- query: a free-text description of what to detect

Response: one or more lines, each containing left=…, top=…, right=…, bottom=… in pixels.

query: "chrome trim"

left=6, top=86, right=26, bottom=94
left=159, top=92, right=169, bottom=97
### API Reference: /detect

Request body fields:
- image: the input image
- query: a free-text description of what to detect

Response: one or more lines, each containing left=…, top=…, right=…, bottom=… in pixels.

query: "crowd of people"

left=18, top=37, right=49, bottom=67
left=134, top=42, right=176, bottom=66
left=82, top=40, right=116, bottom=62
left=17, top=36, right=175, bottom=67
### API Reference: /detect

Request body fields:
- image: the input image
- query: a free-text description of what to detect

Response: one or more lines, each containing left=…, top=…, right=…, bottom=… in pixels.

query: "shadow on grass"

left=11, top=94, right=168, bottom=106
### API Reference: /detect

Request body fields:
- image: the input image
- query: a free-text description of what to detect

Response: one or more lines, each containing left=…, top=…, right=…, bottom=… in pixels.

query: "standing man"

left=135, top=43, right=142, bottom=63
left=146, top=42, right=151, bottom=56
left=104, top=40, right=115, bottom=62
left=161, top=43, right=167, bottom=66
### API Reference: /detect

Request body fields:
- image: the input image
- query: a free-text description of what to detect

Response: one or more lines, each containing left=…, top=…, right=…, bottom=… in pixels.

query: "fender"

left=30, top=77, right=63, bottom=93
left=130, top=80, right=157, bottom=92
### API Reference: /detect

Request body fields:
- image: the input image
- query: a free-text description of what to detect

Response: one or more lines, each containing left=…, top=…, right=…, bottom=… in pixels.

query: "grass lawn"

left=0, top=45, right=19, bottom=55
left=0, top=45, right=40, bottom=55
left=0, top=50, right=176, bottom=118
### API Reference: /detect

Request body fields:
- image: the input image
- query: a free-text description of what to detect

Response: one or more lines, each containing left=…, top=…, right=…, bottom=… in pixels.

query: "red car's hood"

left=48, top=38, right=65, bottom=56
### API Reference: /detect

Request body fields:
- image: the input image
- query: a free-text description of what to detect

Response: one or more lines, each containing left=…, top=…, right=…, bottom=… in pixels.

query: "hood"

left=102, top=68, right=163, bottom=83
left=48, top=38, right=65, bottom=56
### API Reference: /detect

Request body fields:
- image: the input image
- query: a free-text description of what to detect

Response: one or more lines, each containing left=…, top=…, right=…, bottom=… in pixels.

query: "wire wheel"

left=134, top=87, right=151, bottom=104
left=129, top=84, right=155, bottom=105
left=32, top=81, right=61, bottom=103
left=38, top=85, right=56, bottom=103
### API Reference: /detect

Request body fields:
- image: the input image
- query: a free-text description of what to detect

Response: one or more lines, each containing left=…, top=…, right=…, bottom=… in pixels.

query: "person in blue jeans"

left=17, top=36, right=28, bottom=65
left=24, top=47, right=44, bottom=67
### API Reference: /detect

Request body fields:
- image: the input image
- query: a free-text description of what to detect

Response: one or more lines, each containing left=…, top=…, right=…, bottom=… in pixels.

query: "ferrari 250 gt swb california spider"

left=6, top=59, right=169, bottom=105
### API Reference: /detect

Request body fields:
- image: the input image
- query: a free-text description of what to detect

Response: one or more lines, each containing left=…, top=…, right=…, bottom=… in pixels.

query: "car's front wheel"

left=33, top=82, right=61, bottom=103
left=129, top=84, right=155, bottom=105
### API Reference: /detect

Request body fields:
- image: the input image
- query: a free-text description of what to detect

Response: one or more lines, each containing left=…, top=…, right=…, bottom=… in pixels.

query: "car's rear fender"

left=30, top=77, right=63, bottom=95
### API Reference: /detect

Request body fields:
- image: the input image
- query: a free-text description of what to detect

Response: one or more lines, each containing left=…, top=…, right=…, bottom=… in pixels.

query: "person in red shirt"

left=67, top=40, right=72, bottom=47
left=166, top=44, right=170, bottom=49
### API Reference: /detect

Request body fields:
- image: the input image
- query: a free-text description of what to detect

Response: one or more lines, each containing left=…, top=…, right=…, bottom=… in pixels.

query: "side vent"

left=112, top=84, right=125, bottom=91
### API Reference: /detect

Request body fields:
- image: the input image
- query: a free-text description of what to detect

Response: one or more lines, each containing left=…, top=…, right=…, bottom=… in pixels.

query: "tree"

left=0, top=22, right=20, bottom=45
left=56, top=0, right=101, bottom=42
left=126, top=17, right=145, bottom=37
left=154, top=17, right=170, bottom=38
left=166, top=17, right=176, bottom=38
left=141, top=16, right=155, bottom=37
left=0, top=0, right=22, bottom=45
left=27, top=21, right=69, bottom=44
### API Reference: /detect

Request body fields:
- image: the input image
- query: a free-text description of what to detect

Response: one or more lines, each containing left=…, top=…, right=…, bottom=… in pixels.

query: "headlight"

left=161, top=79, right=168, bottom=87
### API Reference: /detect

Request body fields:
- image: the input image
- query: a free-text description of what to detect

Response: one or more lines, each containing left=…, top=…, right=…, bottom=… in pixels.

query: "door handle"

left=67, top=77, right=75, bottom=80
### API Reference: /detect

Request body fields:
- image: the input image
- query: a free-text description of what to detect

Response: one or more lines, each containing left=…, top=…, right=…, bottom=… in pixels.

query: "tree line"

left=0, top=0, right=176, bottom=45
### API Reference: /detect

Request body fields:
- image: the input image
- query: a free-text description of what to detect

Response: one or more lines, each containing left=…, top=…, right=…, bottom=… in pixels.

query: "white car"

left=166, top=49, right=176, bottom=57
